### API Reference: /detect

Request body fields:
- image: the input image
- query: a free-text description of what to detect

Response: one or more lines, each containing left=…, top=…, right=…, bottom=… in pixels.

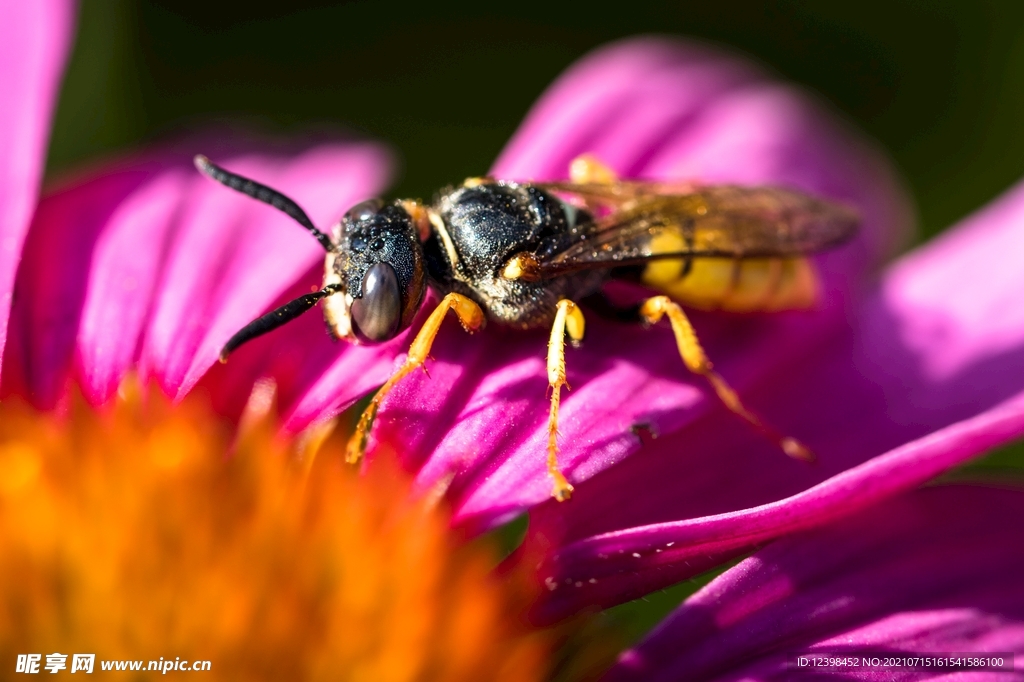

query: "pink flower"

left=3, top=2, right=1022, bottom=675
left=526, top=157, right=1024, bottom=621
left=608, top=484, right=1024, bottom=680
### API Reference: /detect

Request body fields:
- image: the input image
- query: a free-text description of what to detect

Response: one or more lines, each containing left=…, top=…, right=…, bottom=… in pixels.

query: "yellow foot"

left=551, top=471, right=574, bottom=502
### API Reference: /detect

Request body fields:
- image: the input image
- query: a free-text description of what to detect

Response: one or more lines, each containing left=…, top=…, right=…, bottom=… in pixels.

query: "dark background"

left=47, top=0, right=1024, bottom=243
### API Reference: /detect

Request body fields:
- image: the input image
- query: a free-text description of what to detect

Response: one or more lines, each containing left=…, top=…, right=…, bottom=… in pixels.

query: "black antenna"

left=220, top=283, right=342, bottom=362
left=194, top=154, right=334, bottom=251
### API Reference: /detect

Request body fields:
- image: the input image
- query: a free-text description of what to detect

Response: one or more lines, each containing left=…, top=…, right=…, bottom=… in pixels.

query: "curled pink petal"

left=527, top=176, right=1024, bottom=621
left=606, top=485, right=1024, bottom=682
left=0, top=0, right=73, bottom=379
left=533, top=395, right=1024, bottom=622
left=302, top=37, right=910, bottom=528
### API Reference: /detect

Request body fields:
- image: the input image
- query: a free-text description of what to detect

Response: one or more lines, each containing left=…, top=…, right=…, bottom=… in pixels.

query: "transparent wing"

left=527, top=182, right=859, bottom=279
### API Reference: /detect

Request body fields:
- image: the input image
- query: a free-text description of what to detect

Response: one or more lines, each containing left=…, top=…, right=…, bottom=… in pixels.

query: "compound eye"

left=345, top=198, right=385, bottom=222
left=350, top=262, right=402, bottom=343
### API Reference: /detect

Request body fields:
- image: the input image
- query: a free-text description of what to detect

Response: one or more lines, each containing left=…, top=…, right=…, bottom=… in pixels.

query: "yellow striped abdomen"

left=641, top=233, right=819, bottom=312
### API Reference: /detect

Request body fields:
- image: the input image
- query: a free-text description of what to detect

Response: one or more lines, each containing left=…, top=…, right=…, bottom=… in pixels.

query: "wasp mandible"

left=195, top=153, right=858, bottom=501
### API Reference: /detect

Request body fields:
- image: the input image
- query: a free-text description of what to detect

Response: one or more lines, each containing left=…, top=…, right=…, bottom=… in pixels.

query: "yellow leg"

left=546, top=299, right=586, bottom=501
left=346, top=293, right=485, bottom=464
left=639, top=296, right=815, bottom=462
left=569, top=153, right=618, bottom=184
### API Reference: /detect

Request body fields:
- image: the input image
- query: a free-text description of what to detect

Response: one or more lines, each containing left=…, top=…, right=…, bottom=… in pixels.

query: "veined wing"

left=525, top=183, right=859, bottom=279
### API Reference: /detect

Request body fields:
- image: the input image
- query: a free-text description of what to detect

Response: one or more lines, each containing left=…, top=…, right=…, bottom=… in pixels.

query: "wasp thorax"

left=326, top=201, right=427, bottom=345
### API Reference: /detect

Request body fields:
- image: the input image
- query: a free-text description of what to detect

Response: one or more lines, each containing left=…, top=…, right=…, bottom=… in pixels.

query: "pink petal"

left=527, top=177, right=1024, bottom=621
left=2, top=135, right=391, bottom=408
left=3, top=154, right=182, bottom=405
left=0, top=0, right=73, bottom=378
left=299, top=38, right=909, bottom=527
left=136, top=143, right=390, bottom=400
left=606, top=485, right=1024, bottom=681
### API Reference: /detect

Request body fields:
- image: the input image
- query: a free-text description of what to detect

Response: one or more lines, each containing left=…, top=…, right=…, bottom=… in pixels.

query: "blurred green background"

left=47, top=0, right=1024, bottom=243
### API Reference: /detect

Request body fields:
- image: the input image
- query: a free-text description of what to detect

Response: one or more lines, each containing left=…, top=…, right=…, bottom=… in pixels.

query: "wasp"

left=195, top=153, right=858, bottom=501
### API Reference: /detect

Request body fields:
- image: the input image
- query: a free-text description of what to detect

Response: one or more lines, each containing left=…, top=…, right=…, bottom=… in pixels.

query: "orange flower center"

left=0, top=383, right=551, bottom=681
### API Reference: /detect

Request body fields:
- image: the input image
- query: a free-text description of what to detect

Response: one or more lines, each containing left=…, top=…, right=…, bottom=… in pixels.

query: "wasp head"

left=193, top=155, right=431, bottom=359
left=323, top=199, right=427, bottom=344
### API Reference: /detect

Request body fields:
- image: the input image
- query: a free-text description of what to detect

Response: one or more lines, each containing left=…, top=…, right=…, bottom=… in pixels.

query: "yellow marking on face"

left=321, top=252, right=354, bottom=340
